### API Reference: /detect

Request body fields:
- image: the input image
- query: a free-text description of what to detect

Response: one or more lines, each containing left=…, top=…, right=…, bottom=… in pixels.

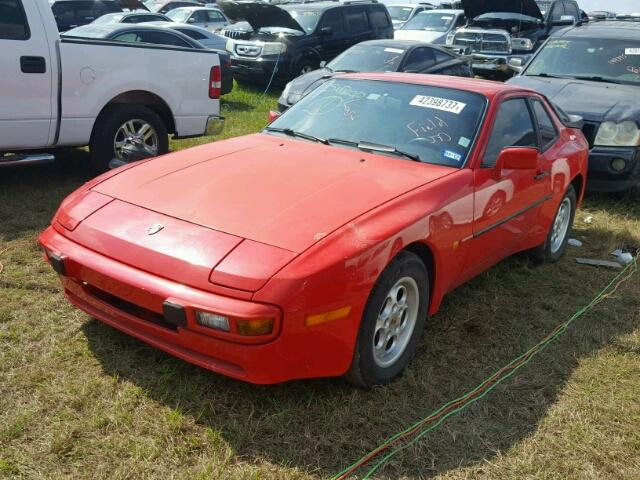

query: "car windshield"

left=328, top=45, right=406, bottom=72
left=166, top=8, right=191, bottom=22
left=401, top=11, right=455, bottom=31
left=267, top=78, right=486, bottom=167
left=62, top=25, right=110, bottom=38
left=525, top=38, right=640, bottom=86
left=93, top=13, right=124, bottom=24
left=143, top=0, right=162, bottom=11
left=286, top=9, right=321, bottom=33
left=388, top=6, right=414, bottom=22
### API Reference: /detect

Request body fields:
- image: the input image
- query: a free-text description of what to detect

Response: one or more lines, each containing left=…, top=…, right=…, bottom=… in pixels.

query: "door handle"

left=20, top=56, right=46, bottom=74
left=533, top=171, right=549, bottom=181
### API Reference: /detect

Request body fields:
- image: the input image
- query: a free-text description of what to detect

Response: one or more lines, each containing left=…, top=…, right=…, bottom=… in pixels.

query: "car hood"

left=217, top=0, right=303, bottom=32
left=508, top=75, right=640, bottom=123
left=93, top=134, right=453, bottom=253
left=394, top=29, right=447, bottom=43
left=461, top=0, right=543, bottom=21
left=282, top=68, right=334, bottom=105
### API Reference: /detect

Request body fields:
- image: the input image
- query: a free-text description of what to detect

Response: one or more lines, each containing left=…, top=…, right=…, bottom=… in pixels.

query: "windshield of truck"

left=526, top=38, right=640, bottom=86
left=285, top=8, right=320, bottom=33
left=401, top=11, right=455, bottom=31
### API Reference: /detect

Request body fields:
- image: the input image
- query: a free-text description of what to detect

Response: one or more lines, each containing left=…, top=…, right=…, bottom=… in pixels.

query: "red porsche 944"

left=40, top=74, right=588, bottom=387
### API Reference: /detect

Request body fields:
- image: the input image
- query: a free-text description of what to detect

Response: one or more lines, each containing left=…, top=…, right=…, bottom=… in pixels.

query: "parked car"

left=588, top=10, right=617, bottom=21
left=40, top=73, right=587, bottom=387
left=218, top=0, right=393, bottom=83
left=508, top=21, right=640, bottom=193
left=394, top=8, right=466, bottom=44
left=278, top=39, right=472, bottom=110
left=64, top=23, right=233, bottom=95
left=165, top=6, right=230, bottom=31
left=143, top=0, right=200, bottom=14
left=446, top=0, right=580, bottom=78
left=50, top=0, right=123, bottom=31
left=92, top=11, right=172, bottom=24
left=386, top=3, right=433, bottom=29
left=0, top=0, right=224, bottom=171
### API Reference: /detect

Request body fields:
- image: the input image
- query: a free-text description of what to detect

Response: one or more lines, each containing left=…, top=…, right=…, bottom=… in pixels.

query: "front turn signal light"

left=236, top=318, right=274, bottom=336
left=305, top=306, right=352, bottom=327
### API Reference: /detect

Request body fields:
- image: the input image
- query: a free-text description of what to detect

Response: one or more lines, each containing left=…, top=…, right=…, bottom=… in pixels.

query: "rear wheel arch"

left=94, top=90, right=176, bottom=135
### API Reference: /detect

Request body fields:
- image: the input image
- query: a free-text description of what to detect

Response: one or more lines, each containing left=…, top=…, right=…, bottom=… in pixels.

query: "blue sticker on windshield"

left=442, top=148, right=464, bottom=164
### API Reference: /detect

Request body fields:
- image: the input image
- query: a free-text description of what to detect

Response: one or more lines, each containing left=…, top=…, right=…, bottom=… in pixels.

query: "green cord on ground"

left=333, top=257, right=637, bottom=480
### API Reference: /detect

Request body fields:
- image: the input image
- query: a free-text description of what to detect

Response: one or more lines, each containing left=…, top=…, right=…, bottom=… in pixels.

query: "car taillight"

left=209, top=65, right=221, bottom=99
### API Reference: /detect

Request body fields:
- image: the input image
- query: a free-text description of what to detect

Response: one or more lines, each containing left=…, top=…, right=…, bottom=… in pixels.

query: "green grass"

left=1, top=83, right=639, bottom=479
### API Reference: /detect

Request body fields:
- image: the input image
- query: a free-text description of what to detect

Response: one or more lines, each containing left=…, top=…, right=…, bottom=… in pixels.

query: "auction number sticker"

left=384, top=48, right=404, bottom=54
left=625, top=48, right=640, bottom=55
left=410, top=95, right=466, bottom=114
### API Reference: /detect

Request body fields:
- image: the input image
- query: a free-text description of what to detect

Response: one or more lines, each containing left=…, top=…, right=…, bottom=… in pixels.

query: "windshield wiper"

left=264, top=127, right=328, bottom=144
left=570, top=75, right=622, bottom=85
left=526, top=73, right=572, bottom=79
left=333, top=69, right=359, bottom=73
left=326, top=138, right=421, bottom=162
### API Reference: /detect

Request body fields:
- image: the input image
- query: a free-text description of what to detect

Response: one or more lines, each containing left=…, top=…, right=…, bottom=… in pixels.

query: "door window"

left=344, top=8, right=368, bottom=33
left=483, top=99, right=537, bottom=167
left=531, top=100, right=558, bottom=150
left=563, top=2, right=579, bottom=20
left=140, top=30, right=191, bottom=47
left=191, top=11, right=207, bottom=23
left=320, top=9, right=345, bottom=35
left=176, top=27, right=207, bottom=40
left=206, top=10, right=224, bottom=22
left=403, top=48, right=436, bottom=72
left=0, top=0, right=29, bottom=40
left=550, top=3, right=565, bottom=21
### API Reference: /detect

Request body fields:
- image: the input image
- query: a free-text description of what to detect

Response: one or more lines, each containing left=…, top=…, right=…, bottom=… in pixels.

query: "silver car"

left=165, top=7, right=229, bottom=32
left=146, top=21, right=228, bottom=50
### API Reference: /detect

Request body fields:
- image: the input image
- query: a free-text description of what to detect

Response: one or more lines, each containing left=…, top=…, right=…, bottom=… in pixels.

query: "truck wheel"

left=346, top=251, right=429, bottom=388
left=89, top=104, right=168, bottom=173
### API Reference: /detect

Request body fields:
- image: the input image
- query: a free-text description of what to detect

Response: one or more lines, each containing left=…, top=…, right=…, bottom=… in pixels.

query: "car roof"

left=415, top=8, right=462, bottom=14
left=338, top=72, right=535, bottom=98
left=146, top=20, right=217, bottom=35
left=169, top=6, right=222, bottom=12
left=557, top=21, right=640, bottom=39
left=281, top=1, right=382, bottom=11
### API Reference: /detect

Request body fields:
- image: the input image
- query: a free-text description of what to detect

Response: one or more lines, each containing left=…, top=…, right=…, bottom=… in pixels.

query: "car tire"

left=532, top=185, right=577, bottom=263
left=89, top=104, right=168, bottom=173
left=294, top=58, right=318, bottom=78
left=346, top=251, right=429, bottom=388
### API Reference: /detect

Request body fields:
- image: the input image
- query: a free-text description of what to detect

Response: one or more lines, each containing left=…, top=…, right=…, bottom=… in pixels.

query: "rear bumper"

left=38, top=226, right=356, bottom=384
left=586, top=146, right=640, bottom=192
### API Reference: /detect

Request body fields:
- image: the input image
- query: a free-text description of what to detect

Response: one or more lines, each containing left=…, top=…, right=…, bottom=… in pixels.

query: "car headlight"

left=225, top=38, right=234, bottom=53
left=595, top=121, right=640, bottom=146
left=512, top=38, right=534, bottom=51
left=261, top=42, right=286, bottom=55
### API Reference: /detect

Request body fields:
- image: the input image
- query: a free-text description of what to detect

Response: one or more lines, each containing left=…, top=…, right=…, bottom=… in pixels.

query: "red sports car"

left=40, top=73, right=589, bottom=387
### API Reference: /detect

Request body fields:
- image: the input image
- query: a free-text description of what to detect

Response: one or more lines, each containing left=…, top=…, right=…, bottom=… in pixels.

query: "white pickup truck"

left=0, top=0, right=224, bottom=172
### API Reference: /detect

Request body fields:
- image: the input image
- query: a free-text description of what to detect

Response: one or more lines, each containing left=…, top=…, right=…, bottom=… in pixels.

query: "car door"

left=204, top=10, right=227, bottom=31
left=343, top=6, right=373, bottom=48
left=463, top=96, right=549, bottom=275
left=0, top=0, right=54, bottom=149
left=317, top=8, right=347, bottom=61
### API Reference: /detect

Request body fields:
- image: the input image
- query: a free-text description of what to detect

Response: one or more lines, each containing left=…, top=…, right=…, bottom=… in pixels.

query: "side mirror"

left=268, top=110, right=282, bottom=123
left=496, top=147, right=539, bottom=171
left=319, top=60, right=326, bottom=68
left=320, top=26, right=333, bottom=36
left=187, top=17, right=196, bottom=24
left=567, top=114, right=583, bottom=129
left=507, top=57, right=524, bottom=73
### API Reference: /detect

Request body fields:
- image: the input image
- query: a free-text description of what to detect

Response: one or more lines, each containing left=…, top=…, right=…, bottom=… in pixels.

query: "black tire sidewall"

left=89, top=104, right=168, bottom=173
left=354, top=251, right=429, bottom=387
left=544, top=185, right=577, bottom=262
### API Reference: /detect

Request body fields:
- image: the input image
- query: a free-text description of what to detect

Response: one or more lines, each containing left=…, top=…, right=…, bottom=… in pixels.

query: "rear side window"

left=369, top=7, right=390, bottom=29
left=531, top=100, right=558, bottom=150
left=483, top=99, right=537, bottom=167
left=176, top=28, right=206, bottom=40
left=0, top=0, right=29, bottom=40
left=344, top=7, right=369, bottom=33
left=140, top=30, right=191, bottom=47
left=403, top=47, right=436, bottom=71
left=113, top=32, right=143, bottom=43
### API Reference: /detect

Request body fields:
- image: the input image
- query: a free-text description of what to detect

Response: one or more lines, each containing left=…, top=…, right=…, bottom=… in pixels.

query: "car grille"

left=582, top=121, right=600, bottom=148
left=453, top=31, right=511, bottom=54
left=234, top=43, right=262, bottom=58
left=222, top=29, right=253, bottom=40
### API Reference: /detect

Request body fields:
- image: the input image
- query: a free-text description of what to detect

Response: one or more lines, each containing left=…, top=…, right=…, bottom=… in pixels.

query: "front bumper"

left=448, top=48, right=532, bottom=75
left=586, top=146, right=640, bottom=192
left=205, top=115, right=225, bottom=136
left=231, top=55, right=290, bottom=82
left=38, top=226, right=358, bottom=384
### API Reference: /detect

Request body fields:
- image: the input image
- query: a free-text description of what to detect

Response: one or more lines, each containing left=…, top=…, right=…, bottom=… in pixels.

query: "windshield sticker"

left=627, top=65, right=640, bottom=75
left=384, top=48, right=404, bottom=54
left=458, top=136, right=471, bottom=148
left=407, top=116, right=448, bottom=137
left=442, top=149, right=464, bottom=164
left=609, top=54, right=627, bottom=65
left=410, top=95, right=466, bottom=114
left=625, top=48, right=640, bottom=55
left=366, top=93, right=380, bottom=100
left=441, top=15, right=453, bottom=19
